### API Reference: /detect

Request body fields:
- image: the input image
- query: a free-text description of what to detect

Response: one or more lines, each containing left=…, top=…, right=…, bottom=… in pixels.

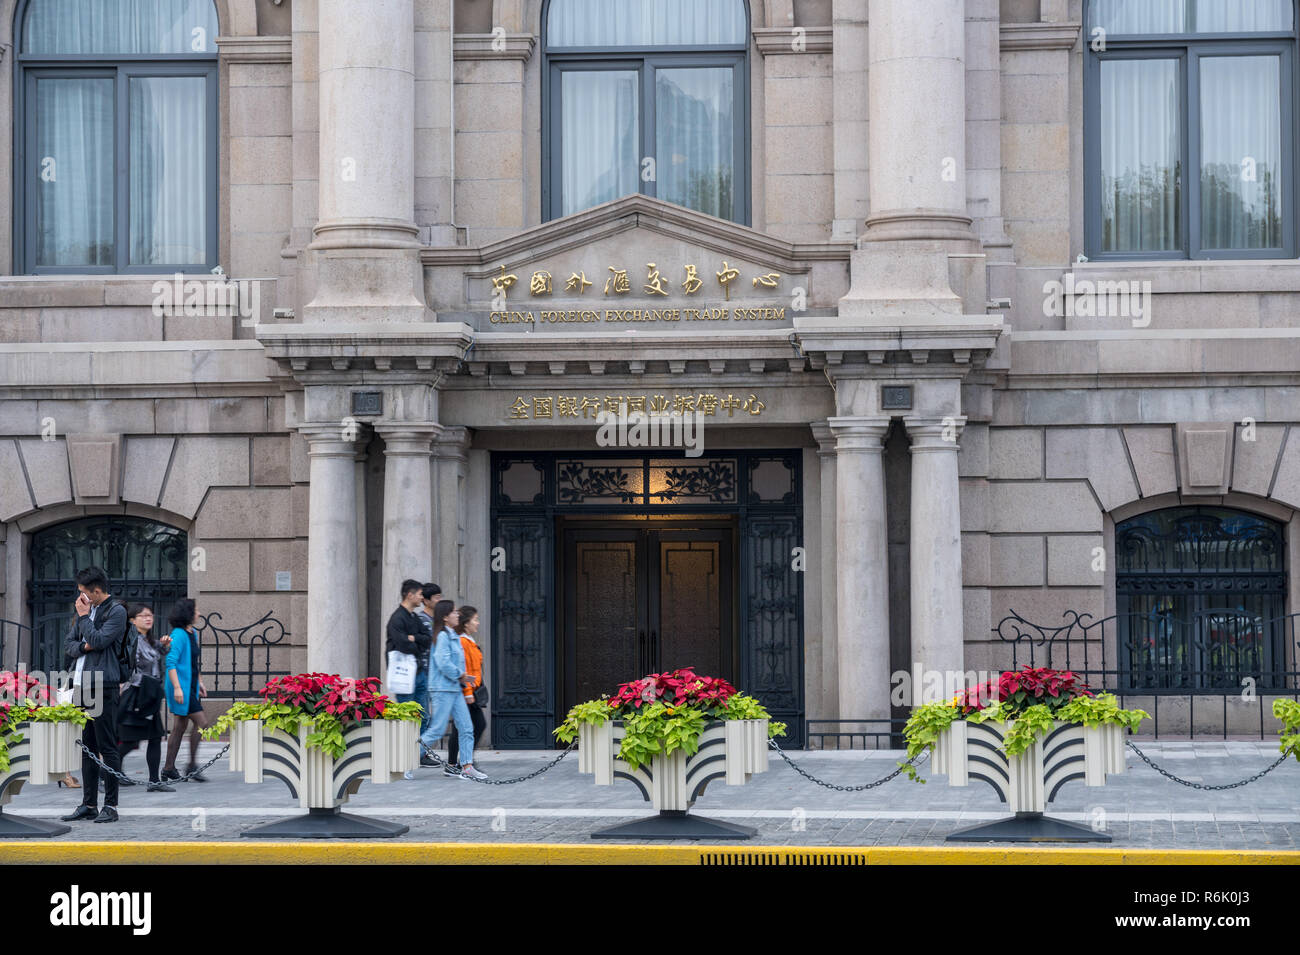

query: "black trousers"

left=81, top=686, right=121, bottom=808
left=119, top=737, right=162, bottom=782
left=447, top=701, right=486, bottom=765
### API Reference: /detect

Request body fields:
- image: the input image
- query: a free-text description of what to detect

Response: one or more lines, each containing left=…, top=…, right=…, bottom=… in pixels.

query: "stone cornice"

left=793, top=319, right=1004, bottom=374
left=753, top=26, right=833, bottom=55
left=256, top=322, right=474, bottom=375
left=421, top=194, right=854, bottom=274
left=453, top=33, right=537, bottom=61
left=999, top=22, right=1081, bottom=52
left=216, top=35, right=292, bottom=64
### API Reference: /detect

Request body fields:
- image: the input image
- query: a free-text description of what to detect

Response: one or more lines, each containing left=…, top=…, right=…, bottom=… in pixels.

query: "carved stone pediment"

left=423, top=194, right=850, bottom=332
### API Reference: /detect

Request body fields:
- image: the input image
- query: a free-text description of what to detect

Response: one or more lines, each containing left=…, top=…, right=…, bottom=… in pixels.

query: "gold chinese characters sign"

left=508, top=393, right=768, bottom=420
left=488, top=260, right=790, bottom=326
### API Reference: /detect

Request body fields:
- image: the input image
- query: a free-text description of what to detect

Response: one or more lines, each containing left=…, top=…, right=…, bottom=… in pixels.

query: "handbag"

left=386, top=649, right=417, bottom=696
left=473, top=683, right=488, bottom=708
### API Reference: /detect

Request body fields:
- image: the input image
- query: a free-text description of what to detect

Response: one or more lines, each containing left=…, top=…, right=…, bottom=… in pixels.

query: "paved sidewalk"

left=4, top=741, right=1298, bottom=849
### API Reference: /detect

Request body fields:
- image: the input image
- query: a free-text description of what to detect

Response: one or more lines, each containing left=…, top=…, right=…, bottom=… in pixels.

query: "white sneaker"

left=460, top=766, right=488, bottom=781
left=403, top=769, right=415, bottom=780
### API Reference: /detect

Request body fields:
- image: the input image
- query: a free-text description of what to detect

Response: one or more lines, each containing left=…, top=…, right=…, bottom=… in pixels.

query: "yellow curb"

left=2, top=842, right=1299, bottom=865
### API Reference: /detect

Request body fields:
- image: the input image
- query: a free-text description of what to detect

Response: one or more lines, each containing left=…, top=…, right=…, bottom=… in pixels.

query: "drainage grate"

left=700, top=851, right=869, bottom=866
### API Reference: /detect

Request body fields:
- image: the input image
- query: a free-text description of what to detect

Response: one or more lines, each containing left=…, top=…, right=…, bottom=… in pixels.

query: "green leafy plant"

left=202, top=674, right=421, bottom=760
left=554, top=670, right=785, bottom=771
left=900, top=670, right=1149, bottom=783
left=900, top=701, right=961, bottom=782
left=553, top=697, right=616, bottom=745
left=1055, top=692, right=1150, bottom=733
left=1275, top=699, right=1300, bottom=763
left=1001, top=704, right=1056, bottom=757
left=0, top=696, right=88, bottom=775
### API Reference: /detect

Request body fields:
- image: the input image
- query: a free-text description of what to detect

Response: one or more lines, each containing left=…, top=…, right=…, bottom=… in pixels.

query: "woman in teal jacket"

left=160, top=598, right=209, bottom=782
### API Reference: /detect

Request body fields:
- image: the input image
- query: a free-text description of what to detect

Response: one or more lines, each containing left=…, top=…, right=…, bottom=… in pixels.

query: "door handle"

left=650, top=629, right=658, bottom=670
left=638, top=630, right=646, bottom=673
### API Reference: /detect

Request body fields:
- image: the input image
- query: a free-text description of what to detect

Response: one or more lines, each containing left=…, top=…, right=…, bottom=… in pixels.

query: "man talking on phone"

left=60, top=566, right=128, bottom=824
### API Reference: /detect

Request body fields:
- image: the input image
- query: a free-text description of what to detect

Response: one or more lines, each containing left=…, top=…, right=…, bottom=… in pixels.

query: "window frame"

left=1084, top=1, right=1300, bottom=260
left=540, top=0, right=752, bottom=225
left=1114, top=505, right=1290, bottom=690
left=12, top=0, right=220, bottom=276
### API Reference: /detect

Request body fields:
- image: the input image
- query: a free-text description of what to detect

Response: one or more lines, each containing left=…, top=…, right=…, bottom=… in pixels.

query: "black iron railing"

left=0, top=612, right=288, bottom=701
left=804, top=719, right=907, bottom=750
left=987, top=609, right=1300, bottom=739
left=194, top=611, right=290, bottom=700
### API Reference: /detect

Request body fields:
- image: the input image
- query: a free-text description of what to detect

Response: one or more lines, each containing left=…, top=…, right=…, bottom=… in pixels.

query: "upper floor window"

left=542, top=0, right=750, bottom=224
left=1085, top=0, right=1297, bottom=259
left=15, top=0, right=219, bottom=274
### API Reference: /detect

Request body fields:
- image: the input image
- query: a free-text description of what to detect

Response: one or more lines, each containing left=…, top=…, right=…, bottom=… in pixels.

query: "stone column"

left=433, top=427, right=470, bottom=601
left=863, top=0, right=971, bottom=243
left=304, top=428, right=363, bottom=677
left=306, top=0, right=426, bottom=323
left=831, top=0, right=870, bottom=240
left=811, top=422, right=840, bottom=719
left=838, top=0, right=980, bottom=321
left=377, top=426, right=438, bottom=616
left=828, top=416, right=892, bottom=728
left=905, top=416, right=966, bottom=699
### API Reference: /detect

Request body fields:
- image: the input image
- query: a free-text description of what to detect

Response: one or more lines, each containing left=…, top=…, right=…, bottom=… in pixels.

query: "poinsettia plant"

left=954, top=666, right=1094, bottom=718
left=203, top=673, right=422, bottom=759
left=555, top=668, right=786, bottom=771
left=0, top=671, right=87, bottom=773
left=900, top=666, right=1148, bottom=782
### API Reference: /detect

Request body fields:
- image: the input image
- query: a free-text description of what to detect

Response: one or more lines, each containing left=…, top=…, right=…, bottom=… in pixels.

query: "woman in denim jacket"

left=419, top=600, right=486, bottom=780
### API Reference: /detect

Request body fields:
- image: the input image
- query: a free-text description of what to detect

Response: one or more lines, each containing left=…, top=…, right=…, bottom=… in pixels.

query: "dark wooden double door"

left=562, top=522, right=736, bottom=711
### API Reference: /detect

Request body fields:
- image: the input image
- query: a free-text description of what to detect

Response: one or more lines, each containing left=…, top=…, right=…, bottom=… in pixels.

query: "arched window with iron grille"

left=27, top=517, right=189, bottom=674
left=1116, top=506, right=1289, bottom=690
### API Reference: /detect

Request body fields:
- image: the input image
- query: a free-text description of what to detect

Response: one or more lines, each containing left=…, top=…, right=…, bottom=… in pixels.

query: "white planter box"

left=933, top=720, right=1126, bottom=814
left=577, top=718, right=769, bottom=812
left=228, top=718, right=417, bottom=811
left=0, top=720, right=80, bottom=806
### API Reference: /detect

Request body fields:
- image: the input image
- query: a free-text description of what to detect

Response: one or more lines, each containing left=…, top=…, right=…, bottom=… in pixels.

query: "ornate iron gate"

left=490, top=450, right=804, bottom=748
left=27, top=517, right=189, bottom=674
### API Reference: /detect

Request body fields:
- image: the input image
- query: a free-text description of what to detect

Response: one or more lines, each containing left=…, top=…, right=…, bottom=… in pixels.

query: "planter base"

left=946, top=811, right=1111, bottom=844
left=0, top=807, right=71, bottom=838
left=592, top=810, right=756, bottom=841
left=240, top=807, right=409, bottom=840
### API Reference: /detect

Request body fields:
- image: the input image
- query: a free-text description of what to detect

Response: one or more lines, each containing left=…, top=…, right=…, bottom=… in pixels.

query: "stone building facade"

left=1, top=0, right=1297, bottom=746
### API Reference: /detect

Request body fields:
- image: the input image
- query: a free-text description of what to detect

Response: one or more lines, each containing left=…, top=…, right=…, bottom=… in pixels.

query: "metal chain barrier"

left=1127, top=742, right=1290, bottom=791
left=418, top=739, right=577, bottom=785
left=75, top=739, right=230, bottom=786
left=768, top=738, right=926, bottom=791
left=462, top=745, right=575, bottom=785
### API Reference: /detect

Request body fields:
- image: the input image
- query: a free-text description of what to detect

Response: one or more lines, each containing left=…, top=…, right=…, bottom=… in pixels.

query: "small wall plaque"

left=351, top=391, right=383, bottom=416
left=881, top=385, right=913, bottom=411
left=275, top=571, right=292, bottom=592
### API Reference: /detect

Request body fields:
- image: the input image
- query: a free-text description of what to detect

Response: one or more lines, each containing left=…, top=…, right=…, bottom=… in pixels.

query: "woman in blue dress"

left=160, top=598, right=209, bottom=783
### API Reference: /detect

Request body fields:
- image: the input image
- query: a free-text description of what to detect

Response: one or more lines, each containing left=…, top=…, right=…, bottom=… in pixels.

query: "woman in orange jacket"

left=447, top=606, right=487, bottom=771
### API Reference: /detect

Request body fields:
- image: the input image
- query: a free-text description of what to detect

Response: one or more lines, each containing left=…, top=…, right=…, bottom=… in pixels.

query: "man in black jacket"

left=60, top=566, right=128, bottom=824
left=387, top=579, right=435, bottom=775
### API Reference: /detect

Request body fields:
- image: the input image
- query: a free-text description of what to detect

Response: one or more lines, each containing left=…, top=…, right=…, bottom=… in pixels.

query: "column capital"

left=827, top=415, right=892, bottom=452
left=433, top=426, right=471, bottom=460
left=300, top=424, right=363, bottom=455
left=904, top=414, right=967, bottom=452
left=374, top=423, right=441, bottom=456
left=810, top=421, right=838, bottom=457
